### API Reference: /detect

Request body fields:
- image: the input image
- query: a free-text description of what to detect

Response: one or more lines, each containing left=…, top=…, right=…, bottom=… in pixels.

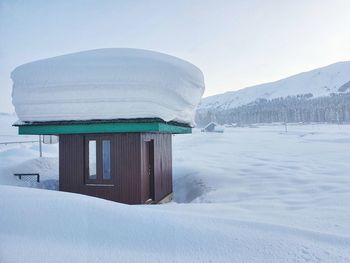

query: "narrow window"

left=89, top=140, right=97, bottom=179
left=102, top=140, right=111, bottom=180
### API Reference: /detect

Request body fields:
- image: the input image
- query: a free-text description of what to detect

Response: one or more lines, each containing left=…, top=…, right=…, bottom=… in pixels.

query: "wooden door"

left=144, top=140, right=155, bottom=203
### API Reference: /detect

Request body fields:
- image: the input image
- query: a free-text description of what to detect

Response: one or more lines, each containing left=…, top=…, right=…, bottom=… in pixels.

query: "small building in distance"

left=12, top=48, right=205, bottom=204
left=202, top=122, right=224, bottom=133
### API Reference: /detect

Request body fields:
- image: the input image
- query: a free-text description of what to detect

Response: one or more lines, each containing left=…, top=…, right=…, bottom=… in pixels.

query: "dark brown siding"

left=141, top=133, right=172, bottom=203
left=115, top=133, right=142, bottom=204
left=59, top=135, right=85, bottom=194
left=59, top=132, right=172, bottom=204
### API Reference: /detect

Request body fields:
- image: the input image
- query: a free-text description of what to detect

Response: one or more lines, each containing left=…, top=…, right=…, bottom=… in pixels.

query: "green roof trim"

left=17, top=121, right=191, bottom=135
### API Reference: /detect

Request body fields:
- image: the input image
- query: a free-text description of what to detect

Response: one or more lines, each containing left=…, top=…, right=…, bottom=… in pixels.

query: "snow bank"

left=1, top=185, right=350, bottom=263
left=0, top=149, right=58, bottom=188
left=11, top=48, right=205, bottom=126
left=0, top=114, right=58, bottom=188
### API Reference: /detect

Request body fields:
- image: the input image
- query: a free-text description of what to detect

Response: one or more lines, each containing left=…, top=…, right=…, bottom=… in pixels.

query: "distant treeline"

left=196, top=92, right=350, bottom=126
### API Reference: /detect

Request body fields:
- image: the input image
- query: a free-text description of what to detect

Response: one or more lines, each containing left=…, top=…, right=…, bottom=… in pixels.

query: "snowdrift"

left=1, top=185, right=350, bottom=263
left=11, top=48, right=205, bottom=126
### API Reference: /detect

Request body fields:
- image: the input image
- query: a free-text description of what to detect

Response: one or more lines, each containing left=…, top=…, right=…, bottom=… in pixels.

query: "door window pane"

left=89, top=140, right=97, bottom=179
left=102, top=140, right=111, bottom=179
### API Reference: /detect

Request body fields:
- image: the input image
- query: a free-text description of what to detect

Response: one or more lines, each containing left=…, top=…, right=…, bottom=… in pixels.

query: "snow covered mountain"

left=196, top=61, right=350, bottom=126
left=199, top=61, right=350, bottom=111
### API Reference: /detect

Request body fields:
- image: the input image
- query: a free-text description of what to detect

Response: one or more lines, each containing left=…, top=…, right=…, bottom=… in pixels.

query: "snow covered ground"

left=0, top=114, right=58, bottom=189
left=1, top=114, right=350, bottom=262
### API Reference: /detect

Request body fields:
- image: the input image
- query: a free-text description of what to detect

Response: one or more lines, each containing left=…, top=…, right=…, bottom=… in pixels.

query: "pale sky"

left=1, top=0, right=350, bottom=113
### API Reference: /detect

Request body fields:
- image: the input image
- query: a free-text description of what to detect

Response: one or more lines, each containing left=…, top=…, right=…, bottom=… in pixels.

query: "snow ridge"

left=200, top=61, right=350, bottom=111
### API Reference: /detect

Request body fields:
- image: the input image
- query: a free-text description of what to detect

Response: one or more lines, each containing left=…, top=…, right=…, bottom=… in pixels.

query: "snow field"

left=1, top=185, right=350, bottom=263
left=1, top=114, right=350, bottom=262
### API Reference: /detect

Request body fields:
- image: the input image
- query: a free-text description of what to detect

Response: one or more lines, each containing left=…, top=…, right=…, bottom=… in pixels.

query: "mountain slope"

left=200, top=61, right=350, bottom=111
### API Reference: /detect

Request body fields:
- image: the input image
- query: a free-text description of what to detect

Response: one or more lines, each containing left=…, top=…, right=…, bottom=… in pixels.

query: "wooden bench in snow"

left=14, top=173, right=40, bottom=183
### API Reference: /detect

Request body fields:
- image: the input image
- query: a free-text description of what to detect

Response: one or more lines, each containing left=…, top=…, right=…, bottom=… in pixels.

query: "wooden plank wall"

left=59, top=132, right=172, bottom=204
left=115, top=133, right=142, bottom=204
left=59, top=133, right=142, bottom=204
left=141, top=133, right=172, bottom=203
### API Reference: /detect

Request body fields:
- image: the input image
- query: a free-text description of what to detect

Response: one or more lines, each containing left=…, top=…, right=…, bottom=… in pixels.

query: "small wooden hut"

left=16, top=119, right=190, bottom=204
left=11, top=48, right=204, bottom=204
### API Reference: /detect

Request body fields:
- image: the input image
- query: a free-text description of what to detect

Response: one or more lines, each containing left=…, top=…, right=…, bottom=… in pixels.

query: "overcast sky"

left=1, top=0, right=350, bottom=113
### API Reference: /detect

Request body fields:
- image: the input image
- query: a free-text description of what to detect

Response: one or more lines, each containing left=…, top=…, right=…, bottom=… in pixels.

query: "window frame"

left=102, top=139, right=111, bottom=180
left=85, top=135, right=114, bottom=185
left=88, top=140, right=97, bottom=180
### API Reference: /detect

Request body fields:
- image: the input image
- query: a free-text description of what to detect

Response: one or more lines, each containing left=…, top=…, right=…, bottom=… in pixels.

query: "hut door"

left=145, top=140, right=155, bottom=202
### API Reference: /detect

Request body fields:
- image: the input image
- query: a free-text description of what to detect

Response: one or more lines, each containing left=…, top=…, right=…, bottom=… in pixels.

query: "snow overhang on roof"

left=11, top=48, right=205, bottom=127
left=14, top=119, right=191, bottom=135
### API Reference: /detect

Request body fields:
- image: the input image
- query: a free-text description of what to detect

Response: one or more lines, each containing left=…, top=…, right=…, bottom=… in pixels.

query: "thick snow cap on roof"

left=11, top=48, right=205, bottom=126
